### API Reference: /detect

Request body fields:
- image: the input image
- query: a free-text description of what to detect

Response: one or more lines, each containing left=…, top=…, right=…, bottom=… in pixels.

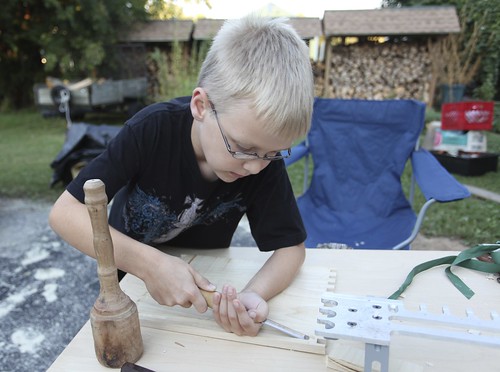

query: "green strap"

left=388, top=243, right=500, bottom=300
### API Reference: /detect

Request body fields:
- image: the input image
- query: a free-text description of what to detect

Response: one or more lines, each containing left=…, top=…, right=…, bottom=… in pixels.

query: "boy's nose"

left=242, top=158, right=269, bottom=175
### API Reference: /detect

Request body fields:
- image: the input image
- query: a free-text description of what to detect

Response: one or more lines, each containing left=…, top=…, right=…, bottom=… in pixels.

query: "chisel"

left=200, top=289, right=310, bottom=340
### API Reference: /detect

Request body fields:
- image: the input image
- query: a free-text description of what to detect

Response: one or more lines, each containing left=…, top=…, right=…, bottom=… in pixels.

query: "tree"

left=382, top=0, right=500, bottom=100
left=0, top=0, right=209, bottom=109
left=0, top=0, right=151, bottom=108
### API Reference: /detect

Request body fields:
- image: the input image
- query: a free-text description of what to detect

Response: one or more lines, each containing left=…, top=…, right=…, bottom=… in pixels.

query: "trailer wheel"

left=50, top=85, right=71, bottom=105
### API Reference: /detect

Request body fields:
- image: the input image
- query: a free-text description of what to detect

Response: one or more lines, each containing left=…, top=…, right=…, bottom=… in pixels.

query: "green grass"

left=414, top=131, right=500, bottom=245
left=1, top=109, right=499, bottom=245
left=0, top=110, right=124, bottom=202
left=0, top=110, right=66, bottom=201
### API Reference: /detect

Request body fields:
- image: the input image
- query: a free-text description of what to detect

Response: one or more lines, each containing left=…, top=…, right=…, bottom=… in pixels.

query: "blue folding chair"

left=285, top=98, right=471, bottom=249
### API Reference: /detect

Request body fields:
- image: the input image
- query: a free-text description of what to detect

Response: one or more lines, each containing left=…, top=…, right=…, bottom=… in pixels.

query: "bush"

left=148, top=41, right=210, bottom=101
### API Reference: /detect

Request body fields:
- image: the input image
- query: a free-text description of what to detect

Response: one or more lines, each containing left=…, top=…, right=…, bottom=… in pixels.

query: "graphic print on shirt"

left=155, top=195, right=203, bottom=243
left=123, top=186, right=246, bottom=244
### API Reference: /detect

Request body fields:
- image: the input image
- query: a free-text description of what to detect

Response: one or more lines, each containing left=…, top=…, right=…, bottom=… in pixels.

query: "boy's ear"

left=190, top=88, right=209, bottom=121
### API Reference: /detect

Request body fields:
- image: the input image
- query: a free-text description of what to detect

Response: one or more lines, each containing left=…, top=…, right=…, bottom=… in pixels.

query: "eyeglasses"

left=209, top=101, right=291, bottom=161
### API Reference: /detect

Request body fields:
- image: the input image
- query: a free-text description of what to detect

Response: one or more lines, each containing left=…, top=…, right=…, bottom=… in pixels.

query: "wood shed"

left=320, top=6, right=460, bottom=103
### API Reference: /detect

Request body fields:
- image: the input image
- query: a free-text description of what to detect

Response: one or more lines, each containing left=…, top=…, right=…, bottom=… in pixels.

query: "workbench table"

left=48, top=248, right=499, bottom=371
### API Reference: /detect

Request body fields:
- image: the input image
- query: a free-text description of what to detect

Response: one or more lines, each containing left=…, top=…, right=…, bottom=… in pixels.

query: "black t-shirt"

left=67, top=97, right=306, bottom=251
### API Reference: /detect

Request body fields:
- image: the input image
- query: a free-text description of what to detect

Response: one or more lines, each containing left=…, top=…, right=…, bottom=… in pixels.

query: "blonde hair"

left=197, top=15, right=314, bottom=140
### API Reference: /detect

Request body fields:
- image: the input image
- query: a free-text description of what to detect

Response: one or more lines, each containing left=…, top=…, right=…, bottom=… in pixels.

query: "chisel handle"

left=200, top=288, right=216, bottom=309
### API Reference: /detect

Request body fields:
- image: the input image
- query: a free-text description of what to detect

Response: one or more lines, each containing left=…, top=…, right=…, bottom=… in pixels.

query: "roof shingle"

left=120, top=20, right=194, bottom=42
left=192, top=19, right=225, bottom=40
left=323, top=6, right=460, bottom=36
left=287, top=17, right=322, bottom=39
left=192, top=17, right=322, bottom=40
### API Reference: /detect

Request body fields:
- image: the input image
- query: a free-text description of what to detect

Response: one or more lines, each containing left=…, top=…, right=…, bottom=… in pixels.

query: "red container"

left=441, top=101, right=494, bottom=131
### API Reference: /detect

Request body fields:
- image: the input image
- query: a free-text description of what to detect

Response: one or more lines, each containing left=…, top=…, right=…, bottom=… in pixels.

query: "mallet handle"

left=84, top=179, right=121, bottom=294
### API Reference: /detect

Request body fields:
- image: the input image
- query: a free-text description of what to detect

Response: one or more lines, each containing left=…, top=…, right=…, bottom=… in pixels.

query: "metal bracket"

left=316, top=293, right=500, bottom=372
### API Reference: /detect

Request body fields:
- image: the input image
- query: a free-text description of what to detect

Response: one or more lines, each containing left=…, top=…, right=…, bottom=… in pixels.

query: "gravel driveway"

left=0, top=198, right=98, bottom=372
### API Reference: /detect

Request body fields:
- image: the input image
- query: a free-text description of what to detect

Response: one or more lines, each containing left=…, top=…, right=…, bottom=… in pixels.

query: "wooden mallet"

left=84, top=179, right=144, bottom=368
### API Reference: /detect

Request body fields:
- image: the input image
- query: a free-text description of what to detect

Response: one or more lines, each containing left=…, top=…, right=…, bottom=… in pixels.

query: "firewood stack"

left=319, top=43, right=433, bottom=103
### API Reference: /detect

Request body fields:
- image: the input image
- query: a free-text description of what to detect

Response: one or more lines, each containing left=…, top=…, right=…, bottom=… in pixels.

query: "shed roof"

left=120, top=20, right=194, bottom=42
left=323, top=6, right=460, bottom=36
left=192, top=19, right=225, bottom=40
left=287, top=17, right=322, bottom=39
left=192, top=17, right=322, bottom=40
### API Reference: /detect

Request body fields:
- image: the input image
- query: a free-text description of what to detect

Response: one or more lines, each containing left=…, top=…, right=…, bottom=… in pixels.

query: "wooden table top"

left=48, top=248, right=500, bottom=372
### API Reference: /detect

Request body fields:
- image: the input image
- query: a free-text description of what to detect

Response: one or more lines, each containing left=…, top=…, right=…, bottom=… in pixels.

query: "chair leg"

left=392, top=198, right=437, bottom=250
left=303, top=154, right=310, bottom=194
left=409, top=172, right=416, bottom=208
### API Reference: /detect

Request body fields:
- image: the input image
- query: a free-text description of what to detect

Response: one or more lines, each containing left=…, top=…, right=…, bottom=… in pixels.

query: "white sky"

left=180, top=0, right=383, bottom=19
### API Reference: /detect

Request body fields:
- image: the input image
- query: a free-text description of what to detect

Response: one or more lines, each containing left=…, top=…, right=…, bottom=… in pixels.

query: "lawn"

left=0, top=110, right=124, bottom=201
left=1, top=108, right=499, bottom=246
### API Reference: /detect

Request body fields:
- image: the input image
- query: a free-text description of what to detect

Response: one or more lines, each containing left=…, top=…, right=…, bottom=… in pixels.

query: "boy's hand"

left=211, top=284, right=269, bottom=336
left=141, top=251, right=216, bottom=313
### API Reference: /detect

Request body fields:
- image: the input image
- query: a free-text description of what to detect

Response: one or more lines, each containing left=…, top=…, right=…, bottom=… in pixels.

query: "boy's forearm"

left=242, top=244, right=306, bottom=301
left=48, top=190, right=161, bottom=280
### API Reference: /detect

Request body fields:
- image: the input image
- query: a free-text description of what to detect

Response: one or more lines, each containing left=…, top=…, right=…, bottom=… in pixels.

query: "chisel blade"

left=262, top=318, right=310, bottom=340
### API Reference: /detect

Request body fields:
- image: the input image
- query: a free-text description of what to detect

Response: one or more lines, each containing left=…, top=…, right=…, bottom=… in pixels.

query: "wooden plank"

left=48, top=322, right=329, bottom=372
left=124, top=255, right=331, bottom=354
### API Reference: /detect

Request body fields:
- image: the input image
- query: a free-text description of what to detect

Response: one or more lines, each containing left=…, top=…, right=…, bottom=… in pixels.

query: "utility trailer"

left=34, top=76, right=147, bottom=119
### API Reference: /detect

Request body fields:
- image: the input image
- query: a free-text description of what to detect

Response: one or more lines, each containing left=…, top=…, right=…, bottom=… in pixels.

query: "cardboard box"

left=433, top=128, right=487, bottom=155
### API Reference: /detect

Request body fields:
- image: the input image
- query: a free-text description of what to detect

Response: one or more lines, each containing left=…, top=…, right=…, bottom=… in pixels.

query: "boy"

left=49, top=15, right=314, bottom=337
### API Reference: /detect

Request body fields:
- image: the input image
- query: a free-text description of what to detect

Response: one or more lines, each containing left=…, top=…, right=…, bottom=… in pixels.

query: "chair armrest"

left=411, top=148, right=471, bottom=202
left=284, top=141, right=309, bottom=167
